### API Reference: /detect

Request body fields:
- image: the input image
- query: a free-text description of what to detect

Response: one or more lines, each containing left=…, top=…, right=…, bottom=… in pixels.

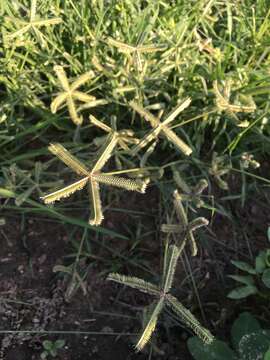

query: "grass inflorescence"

left=1, top=0, right=270, bottom=355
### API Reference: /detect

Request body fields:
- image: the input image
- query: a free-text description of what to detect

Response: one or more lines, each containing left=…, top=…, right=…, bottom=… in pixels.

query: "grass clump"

left=0, top=0, right=270, bottom=356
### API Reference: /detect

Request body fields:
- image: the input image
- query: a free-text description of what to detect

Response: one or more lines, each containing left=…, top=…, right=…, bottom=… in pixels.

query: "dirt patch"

left=1, top=183, right=270, bottom=359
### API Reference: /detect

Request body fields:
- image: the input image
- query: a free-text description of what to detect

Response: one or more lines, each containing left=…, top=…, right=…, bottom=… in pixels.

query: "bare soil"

left=1, top=180, right=270, bottom=359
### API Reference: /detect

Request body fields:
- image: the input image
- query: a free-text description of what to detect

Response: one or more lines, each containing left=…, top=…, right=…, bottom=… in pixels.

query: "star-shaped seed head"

left=51, top=65, right=97, bottom=125
left=41, top=139, right=149, bottom=225
left=173, top=169, right=208, bottom=208
left=90, top=114, right=140, bottom=151
left=107, top=244, right=213, bottom=351
left=240, top=152, right=260, bottom=169
left=209, top=152, right=231, bottom=190
left=107, top=36, right=166, bottom=72
left=213, top=80, right=256, bottom=127
left=4, top=0, right=62, bottom=47
left=129, top=98, right=192, bottom=157
left=161, top=190, right=209, bottom=256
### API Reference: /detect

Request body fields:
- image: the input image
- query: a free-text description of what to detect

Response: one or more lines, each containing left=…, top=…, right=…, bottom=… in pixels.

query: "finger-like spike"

left=133, top=51, right=143, bottom=72
left=50, top=92, right=67, bottom=113
left=5, top=24, right=31, bottom=40
left=107, top=273, right=159, bottom=295
left=54, top=65, right=70, bottom=91
left=136, top=44, right=167, bottom=53
left=92, top=55, right=104, bottom=72
left=67, top=96, right=82, bottom=125
left=193, top=179, right=208, bottom=195
left=166, top=294, right=214, bottom=344
left=130, top=101, right=160, bottom=127
left=88, top=180, right=104, bottom=226
left=136, top=299, right=164, bottom=351
left=162, top=245, right=181, bottom=293
left=162, top=98, right=191, bottom=126
left=30, top=0, right=37, bottom=21
left=70, top=71, right=95, bottom=91
left=93, top=174, right=149, bottom=193
left=107, top=37, right=136, bottom=53
left=187, top=231, right=198, bottom=257
left=173, top=190, right=198, bottom=256
left=89, top=115, right=112, bottom=133
left=72, top=91, right=96, bottom=103
left=130, top=128, right=160, bottom=156
left=189, top=217, right=209, bottom=232
left=32, top=18, right=62, bottom=27
left=48, top=143, right=89, bottom=175
left=172, top=169, right=191, bottom=194
left=161, top=224, right=182, bottom=233
left=77, top=99, right=108, bottom=112
left=92, top=133, right=118, bottom=172
left=41, top=177, right=88, bottom=204
left=173, top=190, right=188, bottom=226
left=162, top=127, right=192, bottom=156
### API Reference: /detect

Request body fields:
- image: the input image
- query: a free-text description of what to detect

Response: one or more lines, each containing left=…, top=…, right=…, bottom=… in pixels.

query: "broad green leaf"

left=262, top=269, right=270, bottom=288
left=51, top=348, right=57, bottom=357
left=239, top=330, right=270, bottom=360
left=42, top=340, right=52, bottom=350
left=265, top=250, right=270, bottom=267
left=187, top=337, right=237, bottom=360
left=231, top=312, right=261, bottom=350
left=228, top=275, right=254, bottom=286
left=256, top=253, right=266, bottom=274
left=231, top=260, right=256, bottom=274
left=267, top=227, right=270, bottom=243
left=55, top=339, right=66, bottom=348
left=227, top=285, right=257, bottom=299
left=264, top=347, right=270, bottom=360
left=41, top=353, right=47, bottom=360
